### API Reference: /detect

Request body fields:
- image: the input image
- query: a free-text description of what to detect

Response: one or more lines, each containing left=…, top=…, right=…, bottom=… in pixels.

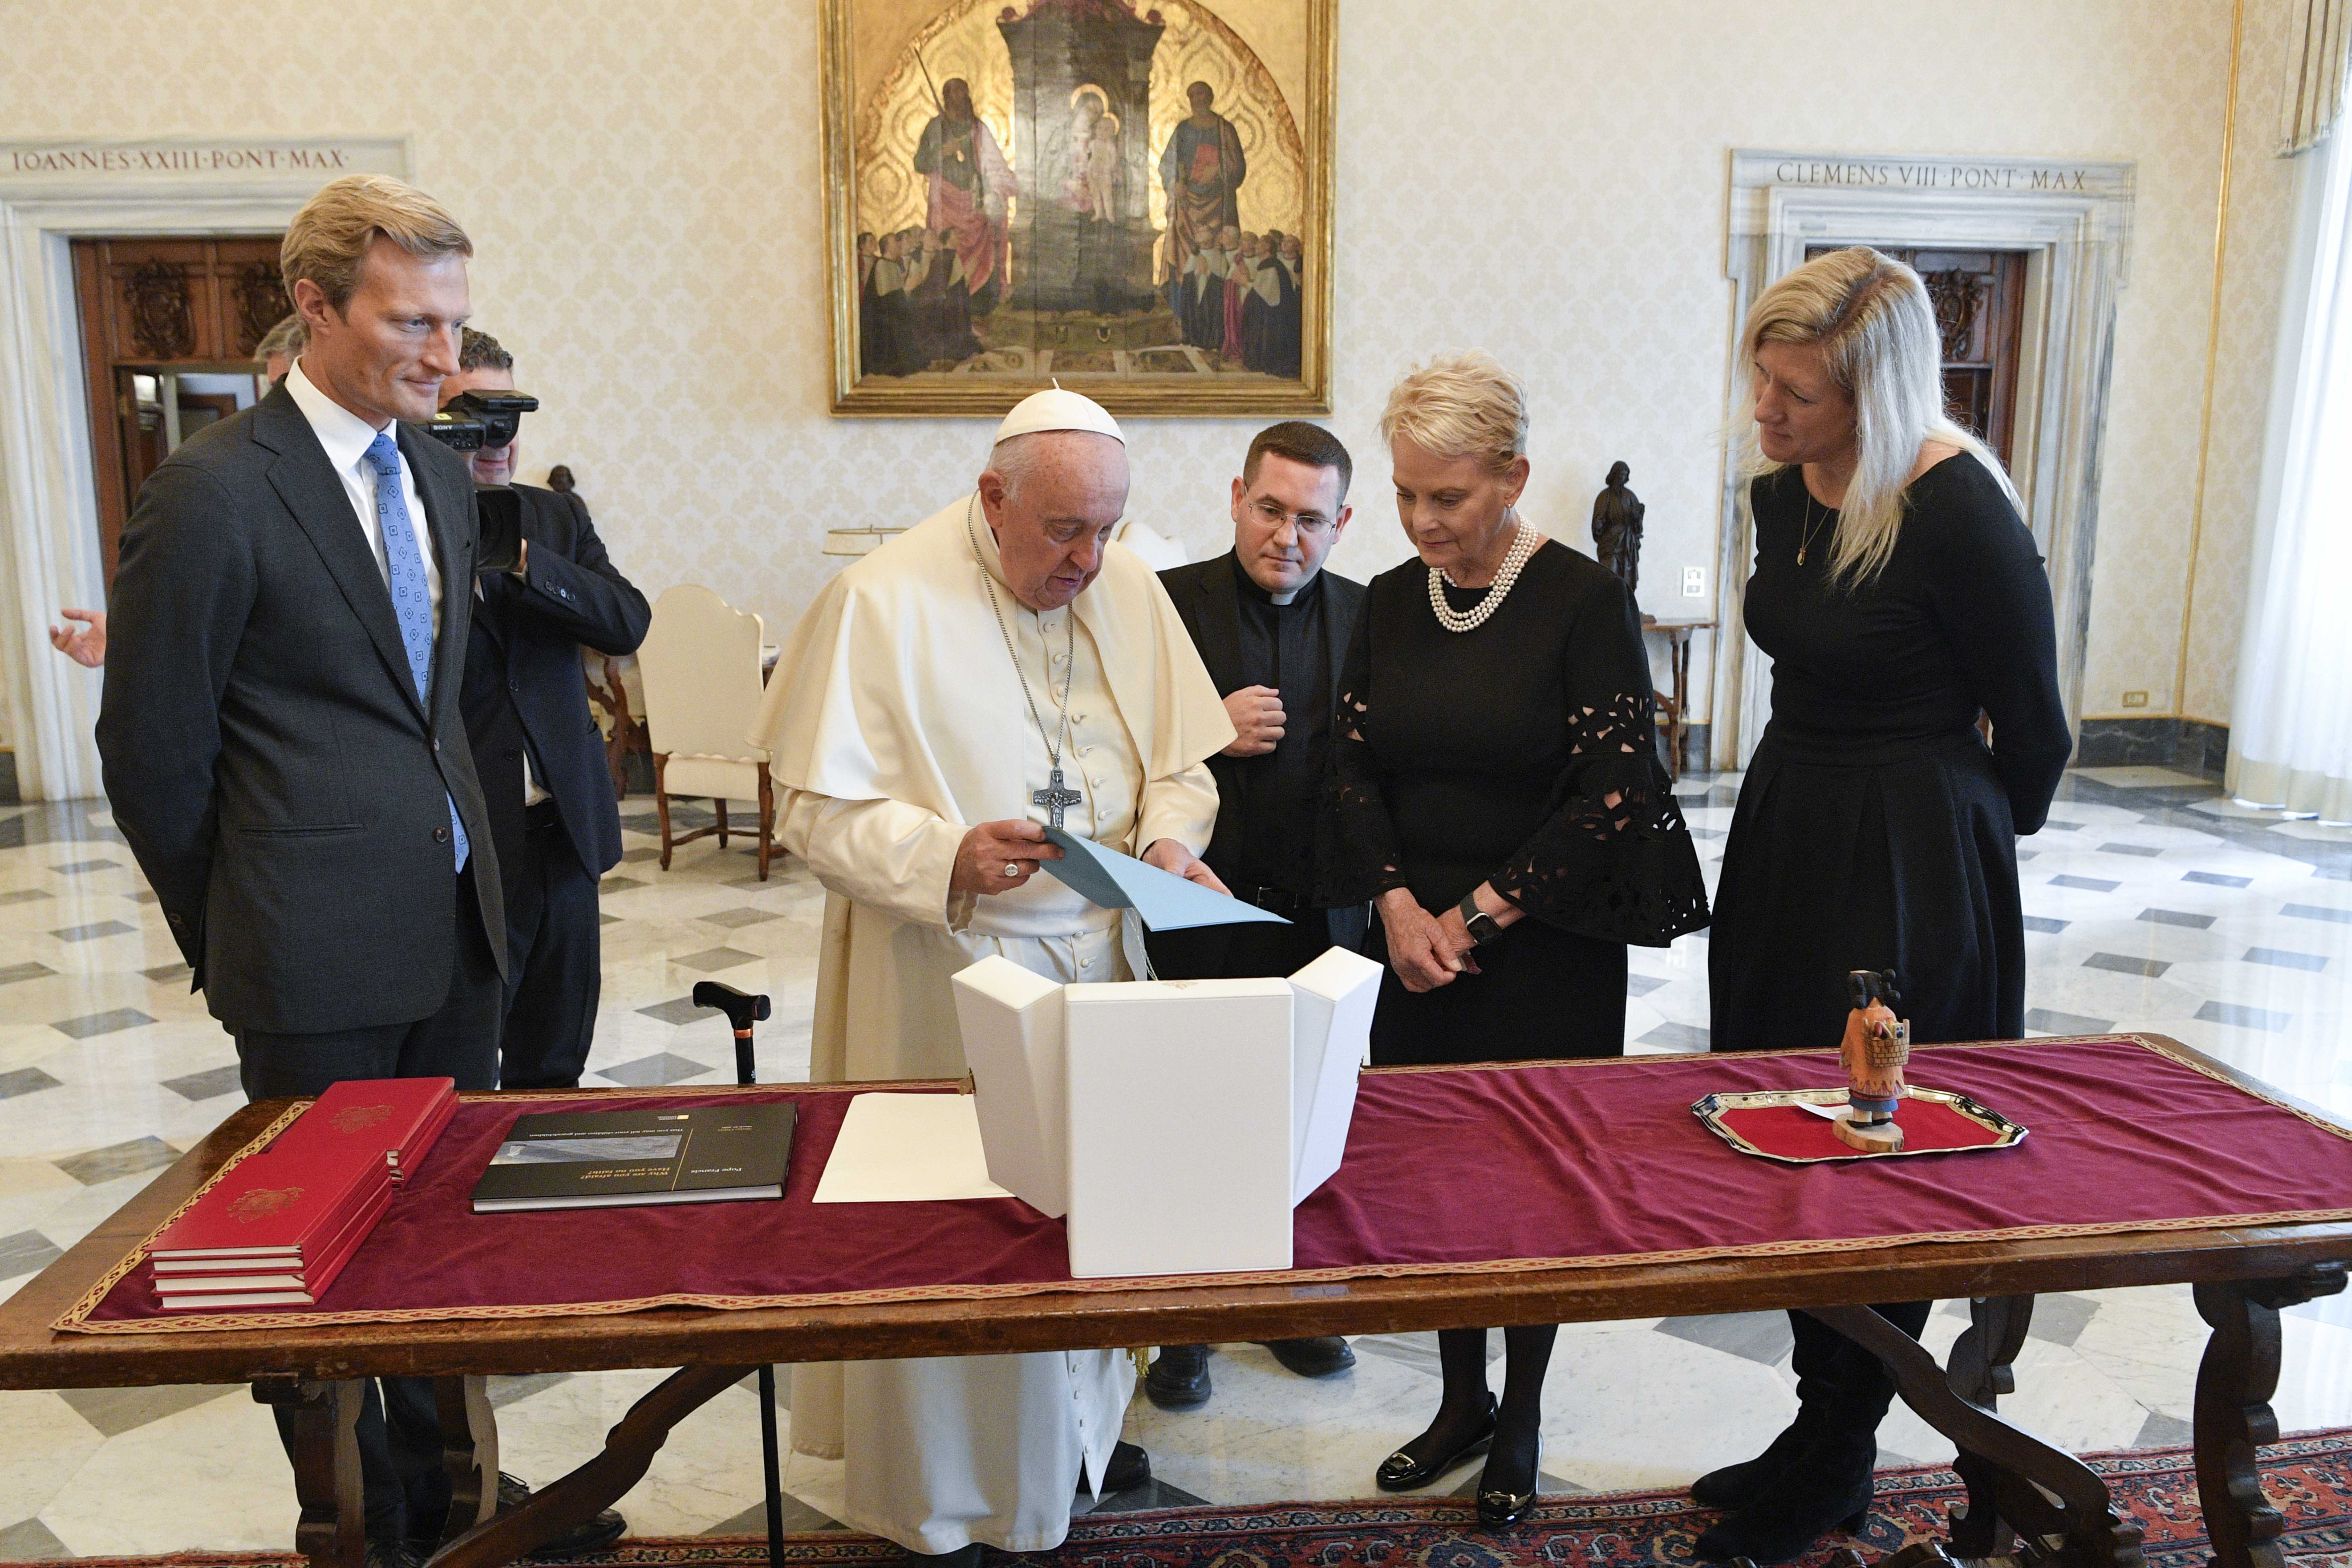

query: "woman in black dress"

left=1697, top=249, right=2071, bottom=1565
left=1325, top=351, right=1709, bottom=1526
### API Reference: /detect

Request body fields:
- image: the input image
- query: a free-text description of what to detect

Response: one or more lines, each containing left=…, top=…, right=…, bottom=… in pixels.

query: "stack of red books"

left=146, top=1078, right=457, bottom=1310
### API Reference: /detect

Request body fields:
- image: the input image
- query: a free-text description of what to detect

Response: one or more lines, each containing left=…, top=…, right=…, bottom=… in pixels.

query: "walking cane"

left=692, top=980, right=783, bottom=1568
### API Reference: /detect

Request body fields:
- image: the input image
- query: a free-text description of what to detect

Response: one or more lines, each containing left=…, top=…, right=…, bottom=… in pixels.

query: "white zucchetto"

left=993, top=385, right=1125, bottom=445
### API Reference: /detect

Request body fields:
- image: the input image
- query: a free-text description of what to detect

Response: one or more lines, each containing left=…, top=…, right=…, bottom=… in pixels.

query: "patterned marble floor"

left=0, top=765, right=2347, bottom=1558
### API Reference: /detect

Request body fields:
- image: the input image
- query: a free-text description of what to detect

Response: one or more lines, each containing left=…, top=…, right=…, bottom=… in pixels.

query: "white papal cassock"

left=747, top=493, right=1231, bottom=1555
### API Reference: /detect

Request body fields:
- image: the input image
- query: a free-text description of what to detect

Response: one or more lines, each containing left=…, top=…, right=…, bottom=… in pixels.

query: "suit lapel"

left=1197, top=553, right=1246, bottom=694
left=255, top=391, right=426, bottom=723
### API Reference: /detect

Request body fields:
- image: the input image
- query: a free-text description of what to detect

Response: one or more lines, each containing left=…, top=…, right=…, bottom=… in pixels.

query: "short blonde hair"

left=281, top=174, right=471, bottom=313
left=1378, top=350, right=1528, bottom=476
left=1736, top=247, right=2016, bottom=589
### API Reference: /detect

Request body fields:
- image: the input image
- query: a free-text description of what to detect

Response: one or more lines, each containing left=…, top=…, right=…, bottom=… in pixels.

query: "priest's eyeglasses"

left=1252, top=498, right=1338, bottom=536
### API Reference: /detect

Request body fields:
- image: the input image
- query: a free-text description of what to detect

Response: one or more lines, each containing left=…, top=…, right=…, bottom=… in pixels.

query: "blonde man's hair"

left=1735, top=247, right=2018, bottom=590
left=1377, top=350, right=1529, bottom=477
left=280, top=174, right=472, bottom=314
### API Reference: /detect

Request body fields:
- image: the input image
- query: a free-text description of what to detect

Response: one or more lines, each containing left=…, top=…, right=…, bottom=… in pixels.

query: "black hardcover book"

left=470, top=1102, right=797, bottom=1213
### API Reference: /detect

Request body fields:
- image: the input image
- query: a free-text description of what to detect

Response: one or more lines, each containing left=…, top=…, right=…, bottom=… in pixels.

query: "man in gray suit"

left=96, top=174, right=588, bottom=1564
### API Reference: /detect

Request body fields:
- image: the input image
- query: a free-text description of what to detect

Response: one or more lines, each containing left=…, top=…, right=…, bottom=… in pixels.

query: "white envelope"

left=809, top=1092, right=1012, bottom=1203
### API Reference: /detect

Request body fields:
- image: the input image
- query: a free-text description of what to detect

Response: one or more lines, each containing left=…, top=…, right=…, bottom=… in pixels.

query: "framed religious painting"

left=821, top=0, right=1335, bottom=416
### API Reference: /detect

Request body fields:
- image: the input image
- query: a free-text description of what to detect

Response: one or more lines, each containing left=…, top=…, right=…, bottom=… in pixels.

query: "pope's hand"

left=1221, top=685, right=1284, bottom=757
left=952, top=819, right=1062, bottom=896
left=1143, top=838, right=1230, bottom=895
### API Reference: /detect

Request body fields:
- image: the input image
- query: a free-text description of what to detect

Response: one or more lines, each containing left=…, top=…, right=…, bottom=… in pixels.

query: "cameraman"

left=443, top=328, right=649, bottom=1089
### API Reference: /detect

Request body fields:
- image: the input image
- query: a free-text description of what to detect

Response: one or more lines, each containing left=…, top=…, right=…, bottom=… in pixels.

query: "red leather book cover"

left=158, top=1181, right=393, bottom=1308
left=149, top=1148, right=389, bottom=1260
left=154, top=1177, right=393, bottom=1293
left=273, top=1078, right=458, bottom=1180
left=390, top=1091, right=459, bottom=1185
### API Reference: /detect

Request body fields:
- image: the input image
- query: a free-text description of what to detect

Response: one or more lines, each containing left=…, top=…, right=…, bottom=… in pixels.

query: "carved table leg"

left=424, top=1364, right=754, bottom=1568
left=433, top=1376, right=500, bottom=1548
left=1806, top=1304, right=2143, bottom=1568
left=253, top=1377, right=365, bottom=1568
left=1946, top=1295, right=2033, bottom=1559
left=2193, top=1263, right=2348, bottom=1568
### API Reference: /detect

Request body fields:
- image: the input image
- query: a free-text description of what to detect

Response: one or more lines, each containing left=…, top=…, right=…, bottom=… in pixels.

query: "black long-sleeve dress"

left=1710, top=456, right=2072, bottom=1052
left=1324, top=538, right=1711, bottom=1065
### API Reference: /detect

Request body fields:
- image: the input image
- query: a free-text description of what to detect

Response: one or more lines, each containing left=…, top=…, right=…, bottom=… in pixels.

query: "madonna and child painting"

left=825, top=0, right=1332, bottom=414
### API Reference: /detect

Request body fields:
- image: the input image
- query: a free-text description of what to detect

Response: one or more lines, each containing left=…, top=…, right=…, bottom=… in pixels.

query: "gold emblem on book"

left=330, top=1105, right=392, bottom=1133
left=230, top=1187, right=304, bottom=1222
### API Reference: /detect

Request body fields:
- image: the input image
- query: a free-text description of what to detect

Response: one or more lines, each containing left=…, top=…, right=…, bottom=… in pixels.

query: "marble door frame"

left=1713, top=150, right=2138, bottom=769
left=0, top=137, right=409, bottom=801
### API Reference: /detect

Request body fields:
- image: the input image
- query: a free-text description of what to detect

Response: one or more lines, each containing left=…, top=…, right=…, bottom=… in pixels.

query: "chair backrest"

left=637, top=585, right=767, bottom=761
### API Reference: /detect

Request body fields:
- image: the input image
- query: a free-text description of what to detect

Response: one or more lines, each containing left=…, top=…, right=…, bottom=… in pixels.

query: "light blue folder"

left=1040, top=828, right=1290, bottom=932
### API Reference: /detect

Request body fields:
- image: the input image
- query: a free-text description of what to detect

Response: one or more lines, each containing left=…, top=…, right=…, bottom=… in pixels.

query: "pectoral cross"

left=1032, top=767, right=1083, bottom=830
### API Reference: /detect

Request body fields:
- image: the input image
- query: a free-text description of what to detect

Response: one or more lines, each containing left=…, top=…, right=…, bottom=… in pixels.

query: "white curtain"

left=2228, top=132, right=2352, bottom=820
left=2281, top=0, right=2352, bottom=155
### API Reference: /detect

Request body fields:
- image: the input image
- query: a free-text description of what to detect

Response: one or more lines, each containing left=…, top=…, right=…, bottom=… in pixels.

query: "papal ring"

left=1004, top=862, right=1020, bottom=878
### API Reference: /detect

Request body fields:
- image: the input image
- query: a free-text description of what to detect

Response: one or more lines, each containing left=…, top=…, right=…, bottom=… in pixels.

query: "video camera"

left=416, top=390, right=541, bottom=573
left=422, top=389, right=538, bottom=452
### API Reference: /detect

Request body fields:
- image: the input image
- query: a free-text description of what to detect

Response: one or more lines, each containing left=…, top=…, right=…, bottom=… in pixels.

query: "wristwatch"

left=1457, top=892, right=1504, bottom=946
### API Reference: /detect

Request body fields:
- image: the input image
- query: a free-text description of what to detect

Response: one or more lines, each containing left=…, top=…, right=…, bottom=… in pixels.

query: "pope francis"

left=749, top=389, right=1234, bottom=1560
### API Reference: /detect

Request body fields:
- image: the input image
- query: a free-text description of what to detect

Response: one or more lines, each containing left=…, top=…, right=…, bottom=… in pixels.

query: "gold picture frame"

left=822, top=0, right=1334, bottom=416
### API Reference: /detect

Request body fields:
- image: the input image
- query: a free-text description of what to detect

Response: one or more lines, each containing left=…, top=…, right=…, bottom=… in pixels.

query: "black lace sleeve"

left=1486, top=580, right=1711, bottom=947
left=1317, top=607, right=1405, bottom=906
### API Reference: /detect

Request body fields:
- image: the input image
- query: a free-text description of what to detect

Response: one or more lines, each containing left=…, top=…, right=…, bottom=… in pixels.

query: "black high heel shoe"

left=1475, top=1433, right=1542, bottom=1528
left=1374, top=1394, right=1497, bottom=1491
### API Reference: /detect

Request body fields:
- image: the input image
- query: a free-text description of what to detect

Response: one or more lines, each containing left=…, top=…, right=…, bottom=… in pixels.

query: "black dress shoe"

left=1690, top=1409, right=1824, bottom=1510
left=495, top=1471, right=628, bottom=1559
left=1693, top=1438, right=1873, bottom=1565
left=1475, top=1433, right=1542, bottom=1528
left=1259, top=1336, right=1356, bottom=1378
left=1374, top=1395, right=1497, bottom=1491
left=1144, top=1344, right=1212, bottom=1410
left=368, top=1541, right=425, bottom=1568
left=1098, top=1440, right=1151, bottom=1494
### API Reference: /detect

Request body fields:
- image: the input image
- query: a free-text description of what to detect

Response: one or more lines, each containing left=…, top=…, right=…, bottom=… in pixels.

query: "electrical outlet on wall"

left=1682, top=566, right=1705, bottom=598
left=2121, top=691, right=2149, bottom=708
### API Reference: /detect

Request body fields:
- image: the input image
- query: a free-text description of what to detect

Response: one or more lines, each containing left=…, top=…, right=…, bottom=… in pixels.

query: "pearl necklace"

left=1427, top=520, right=1541, bottom=634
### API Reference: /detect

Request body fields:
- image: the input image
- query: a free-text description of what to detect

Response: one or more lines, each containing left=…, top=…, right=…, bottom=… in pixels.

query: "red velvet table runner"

left=59, top=1036, right=2352, bottom=1334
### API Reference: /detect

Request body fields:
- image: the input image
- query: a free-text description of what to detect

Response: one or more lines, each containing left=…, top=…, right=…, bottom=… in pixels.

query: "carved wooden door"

left=1804, top=246, right=2027, bottom=471
left=69, top=236, right=290, bottom=586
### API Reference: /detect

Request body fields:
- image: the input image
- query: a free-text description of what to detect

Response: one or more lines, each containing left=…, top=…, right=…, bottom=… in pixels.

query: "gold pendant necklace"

left=1796, top=491, right=1833, bottom=567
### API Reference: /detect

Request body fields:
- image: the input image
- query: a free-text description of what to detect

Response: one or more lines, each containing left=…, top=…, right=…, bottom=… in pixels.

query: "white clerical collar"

left=284, top=357, right=394, bottom=475
left=967, top=493, right=1011, bottom=590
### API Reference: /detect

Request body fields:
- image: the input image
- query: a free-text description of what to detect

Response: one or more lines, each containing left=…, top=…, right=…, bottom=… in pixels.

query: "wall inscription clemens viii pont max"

left=822, top=0, right=1335, bottom=417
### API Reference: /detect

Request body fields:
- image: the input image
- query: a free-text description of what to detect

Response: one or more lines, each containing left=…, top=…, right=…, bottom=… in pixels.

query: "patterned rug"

left=15, top=1430, right=2350, bottom=1568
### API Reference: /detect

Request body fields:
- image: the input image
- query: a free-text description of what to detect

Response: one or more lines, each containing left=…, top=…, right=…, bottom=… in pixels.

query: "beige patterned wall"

left=0, top=0, right=2284, bottom=744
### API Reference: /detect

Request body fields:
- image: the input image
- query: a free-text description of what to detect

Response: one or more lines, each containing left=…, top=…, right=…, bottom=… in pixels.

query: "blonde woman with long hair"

left=1696, top=249, right=2071, bottom=1564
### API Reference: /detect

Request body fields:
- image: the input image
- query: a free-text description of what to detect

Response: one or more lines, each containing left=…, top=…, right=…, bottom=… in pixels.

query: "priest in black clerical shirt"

left=1143, top=420, right=1368, bottom=1410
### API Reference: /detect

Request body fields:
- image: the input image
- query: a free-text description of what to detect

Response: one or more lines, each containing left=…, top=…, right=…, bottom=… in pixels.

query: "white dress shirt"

left=283, top=358, right=444, bottom=636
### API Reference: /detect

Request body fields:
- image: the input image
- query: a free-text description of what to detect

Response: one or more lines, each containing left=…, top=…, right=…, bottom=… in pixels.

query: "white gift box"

left=950, top=945, right=1382, bottom=1279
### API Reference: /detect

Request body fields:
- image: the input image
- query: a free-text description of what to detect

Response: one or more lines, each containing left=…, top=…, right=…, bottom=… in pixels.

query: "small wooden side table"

left=1642, top=616, right=1714, bottom=782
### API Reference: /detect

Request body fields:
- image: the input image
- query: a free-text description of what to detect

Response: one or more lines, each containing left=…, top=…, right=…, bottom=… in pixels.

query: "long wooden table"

left=2, top=1034, right=2346, bottom=1568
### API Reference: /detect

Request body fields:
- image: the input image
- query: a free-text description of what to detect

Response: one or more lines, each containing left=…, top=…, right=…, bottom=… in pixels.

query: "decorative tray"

left=1691, top=1085, right=2028, bottom=1164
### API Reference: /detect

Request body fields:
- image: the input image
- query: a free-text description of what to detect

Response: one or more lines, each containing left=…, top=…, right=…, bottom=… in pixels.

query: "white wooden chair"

left=636, top=585, right=776, bottom=878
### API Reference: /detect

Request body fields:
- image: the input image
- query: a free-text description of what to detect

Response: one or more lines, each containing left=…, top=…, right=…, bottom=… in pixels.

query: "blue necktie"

left=364, top=433, right=470, bottom=872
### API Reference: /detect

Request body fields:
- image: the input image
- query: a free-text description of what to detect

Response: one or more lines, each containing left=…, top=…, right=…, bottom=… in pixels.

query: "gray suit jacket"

left=97, top=382, right=505, bottom=1035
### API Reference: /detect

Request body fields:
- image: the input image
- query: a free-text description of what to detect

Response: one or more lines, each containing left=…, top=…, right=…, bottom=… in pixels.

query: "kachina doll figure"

left=1834, top=969, right=1909, bottom=1153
